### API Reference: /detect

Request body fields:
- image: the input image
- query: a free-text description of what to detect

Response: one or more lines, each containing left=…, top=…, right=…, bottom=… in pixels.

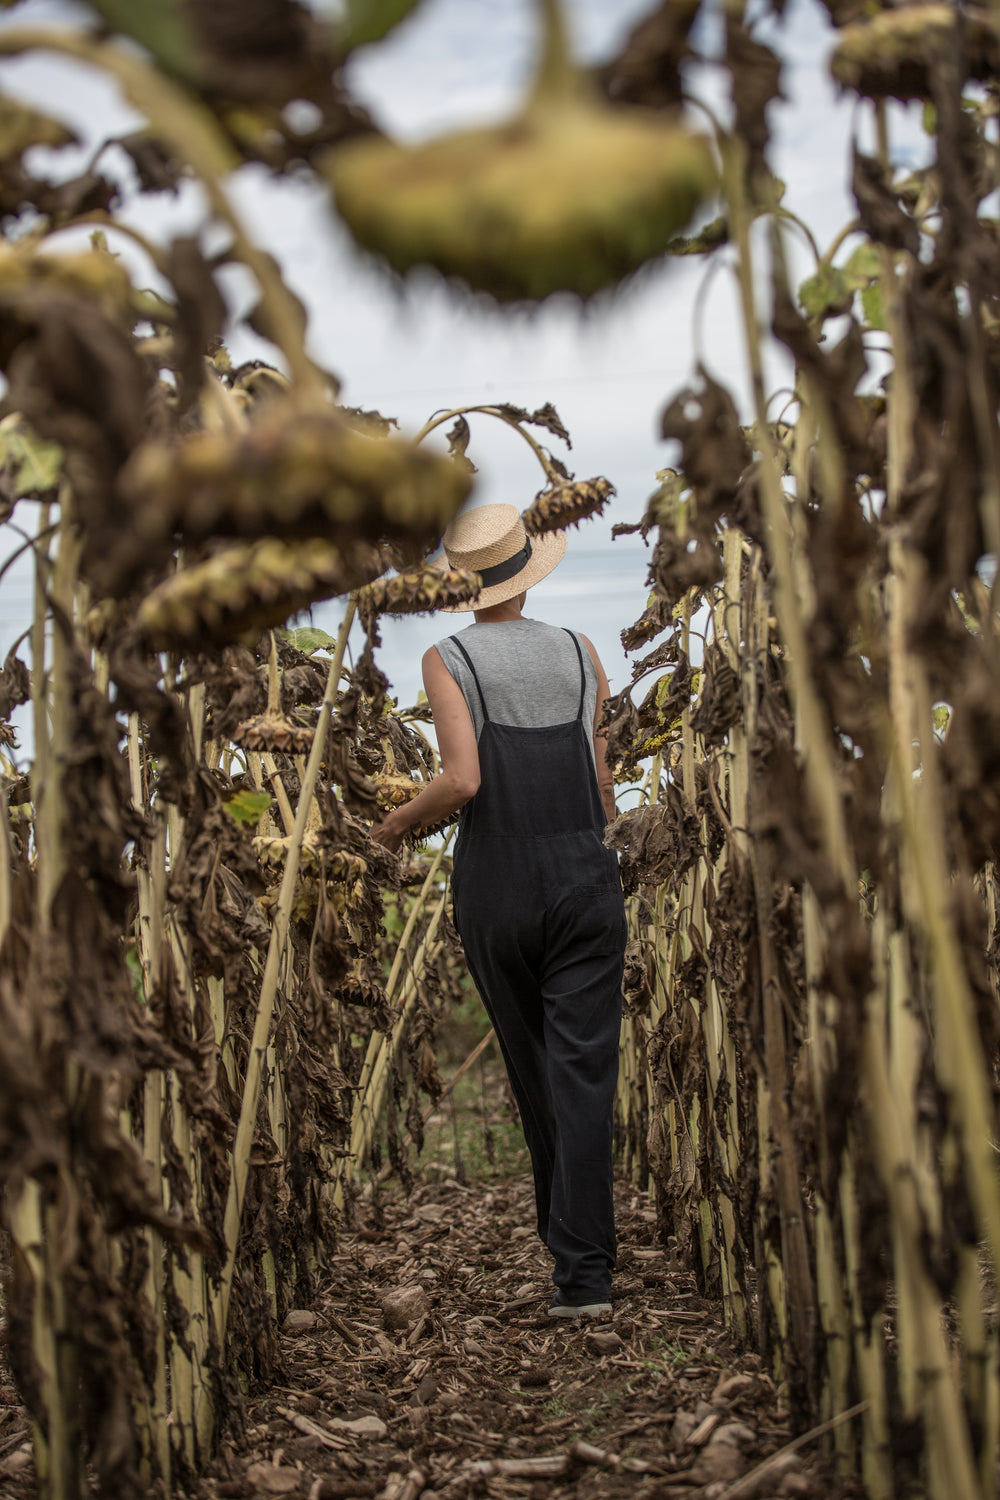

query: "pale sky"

left=0, top=0, right=927, bottom=752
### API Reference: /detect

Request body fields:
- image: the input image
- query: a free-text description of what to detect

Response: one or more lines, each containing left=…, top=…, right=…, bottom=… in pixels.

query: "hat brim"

left=438, top=528, right=568, bottom=613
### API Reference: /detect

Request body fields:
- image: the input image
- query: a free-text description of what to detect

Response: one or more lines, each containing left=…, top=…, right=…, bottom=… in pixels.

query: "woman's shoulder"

left=434, top=620, right=592, bottom=653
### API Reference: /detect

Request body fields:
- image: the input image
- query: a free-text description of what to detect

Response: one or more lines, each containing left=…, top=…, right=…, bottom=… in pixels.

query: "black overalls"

left=447, top=630, right=626, bottom=1302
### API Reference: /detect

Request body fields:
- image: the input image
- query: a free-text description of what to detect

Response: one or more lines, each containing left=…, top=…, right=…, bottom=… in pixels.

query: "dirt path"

left=0, top=1063, right=860, bottom=1500
left=205, top=1172, right=857, bottom=1500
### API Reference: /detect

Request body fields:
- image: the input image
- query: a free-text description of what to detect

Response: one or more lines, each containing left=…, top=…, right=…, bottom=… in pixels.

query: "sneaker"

left=548, top=1289, right=612, bottom=1319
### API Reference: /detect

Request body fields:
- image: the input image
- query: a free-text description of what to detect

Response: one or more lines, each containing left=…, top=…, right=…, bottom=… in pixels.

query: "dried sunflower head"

left=523, top=476, right=615, bottom=536
left=235, top=706, right=315, bottom=754
left=357, top=565, right=483, bottom=616
left=325, top=0, right=715, bottom=305
left=136, top=537, right=385, bottom=650
left=254, top=830, right=326, bottom=867
left=830, top=4, right=1000, bottom=100
left=373, top=771, right=425, bottom=810
left=326, top=99, right=717, bottom=302
left=121, top=401, right=474, bottom=556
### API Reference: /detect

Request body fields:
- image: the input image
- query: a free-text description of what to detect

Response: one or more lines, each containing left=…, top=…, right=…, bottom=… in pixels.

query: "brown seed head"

left=357, top=566, right=483, bottom=616
left=326, top=101, right=717, bottom=302
left=523, top=477, right=615, bottom=536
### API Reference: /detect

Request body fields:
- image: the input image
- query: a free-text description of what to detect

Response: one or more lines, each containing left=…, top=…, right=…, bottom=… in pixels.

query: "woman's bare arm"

left=369, top=646, right=480, bottom=853
left=579, top=633, right=617, bottom=824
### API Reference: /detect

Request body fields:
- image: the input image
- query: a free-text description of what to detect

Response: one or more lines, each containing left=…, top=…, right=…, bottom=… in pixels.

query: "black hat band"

left=476, top=537, right=533, bottom=587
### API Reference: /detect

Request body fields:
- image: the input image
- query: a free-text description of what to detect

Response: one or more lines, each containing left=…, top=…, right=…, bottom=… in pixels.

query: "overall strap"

left=449, top=636, right=490, bottom=722
left=563, top=630, right=588, bottom=721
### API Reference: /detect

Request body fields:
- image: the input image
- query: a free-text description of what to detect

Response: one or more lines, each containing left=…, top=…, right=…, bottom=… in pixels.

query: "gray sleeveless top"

left=434, top=618, right=599, bottom=770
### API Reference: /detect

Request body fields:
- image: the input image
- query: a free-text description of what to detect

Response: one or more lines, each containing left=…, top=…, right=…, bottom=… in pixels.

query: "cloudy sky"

left=0, top=0, right=926, bottom=750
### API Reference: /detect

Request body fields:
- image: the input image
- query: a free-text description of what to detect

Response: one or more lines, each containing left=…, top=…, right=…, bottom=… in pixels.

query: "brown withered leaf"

left=771, top=291, right=879, bottom=479
left=637, top=651, right=694, bottom=735
left=648, top=515, right=722, bottom=611
left=622, top=937, right=655, bottom=1013
left=88, top=0, right=338, bottom=116
left=660, top=371, right=751, bottom=519
left=326, top=725, right=379, bottom=815
left=600, top=685, right=642, bottom=779
left=851, top=149, right=921, bottom=254
left=0, top=93, right=79, bottom=221
left=941, top=643, right=1000, bottom=867
left=690, top=642, right=740, bottom=748
left=1, top=293, right=153, bottom=594
left=114, top=129, right=185, bottom=194
left=496, top=401, right=571, bottom=447
left=597, top=0, right=702, bottom=109
left=0, top=645, right=29, bottom=720
left=163, top=236, right=227, bottom=416
left=190, top=0, right=338, bottom=107
left=621, top=594, right=673, bottom=653
left=446, top=414, right=476, bottom=474
left=725, top=16, right=783, bottom=177
left=340, top=964, right=393, bottom=1033
left=630, top=637, right=679, bottom=683
left=59, top=639, right=146, bottom=925
left=604, top=783, right=702, bottom=896
left=705, top=847, right=755, bottom=1006
left=34, top=169, right=117, bottom=225
left=185, top=644, right=266, bottom=743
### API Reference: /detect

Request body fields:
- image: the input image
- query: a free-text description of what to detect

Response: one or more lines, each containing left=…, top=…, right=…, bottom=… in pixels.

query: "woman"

left=371, top=503, right=626, bottom=1318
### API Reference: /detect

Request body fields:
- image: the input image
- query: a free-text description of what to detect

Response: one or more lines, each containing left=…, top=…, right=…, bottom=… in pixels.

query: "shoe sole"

left=548, top=1302, right=612, bottom=1319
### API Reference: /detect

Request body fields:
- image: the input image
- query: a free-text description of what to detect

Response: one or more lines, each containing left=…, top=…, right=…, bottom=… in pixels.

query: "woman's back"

left=435, top=618, right=598, bottom=751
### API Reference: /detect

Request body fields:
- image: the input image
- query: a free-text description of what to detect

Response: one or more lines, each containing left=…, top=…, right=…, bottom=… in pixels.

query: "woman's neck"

left=473, top=596, right=527, bottom=624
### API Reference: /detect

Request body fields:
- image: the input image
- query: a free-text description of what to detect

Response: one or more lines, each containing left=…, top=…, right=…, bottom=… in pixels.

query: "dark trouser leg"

left=458, top=926, right=557, bottom=1243
left=454, top=876, right=625, bottom=1294
left=541, top=889, right=625, bottom=1299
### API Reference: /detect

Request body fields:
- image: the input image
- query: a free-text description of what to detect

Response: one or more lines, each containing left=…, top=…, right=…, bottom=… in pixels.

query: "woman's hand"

left=370, top=810, right=405, bottom=854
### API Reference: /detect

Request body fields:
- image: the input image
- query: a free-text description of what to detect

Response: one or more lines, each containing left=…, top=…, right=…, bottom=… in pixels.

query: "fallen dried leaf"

left=327, top=1414, right=389, bottom=1440
left=244, top=1460, right=302, bottom=1494
left=278, top=1407, right=348, bottom=1451
left=687, top=1411, right=721, bottom=1447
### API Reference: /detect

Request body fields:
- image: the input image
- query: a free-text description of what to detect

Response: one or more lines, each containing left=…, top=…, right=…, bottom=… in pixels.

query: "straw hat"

left=439, top=503, right=567, bottom=613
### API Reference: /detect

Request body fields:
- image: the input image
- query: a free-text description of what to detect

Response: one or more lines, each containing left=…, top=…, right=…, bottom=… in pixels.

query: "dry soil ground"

left=0, top=1056, right=864, bottom=1500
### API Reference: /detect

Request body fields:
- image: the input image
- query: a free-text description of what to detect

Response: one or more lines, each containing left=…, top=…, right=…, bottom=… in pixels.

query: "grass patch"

left=420, top=1058, right=529, bottom=1182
